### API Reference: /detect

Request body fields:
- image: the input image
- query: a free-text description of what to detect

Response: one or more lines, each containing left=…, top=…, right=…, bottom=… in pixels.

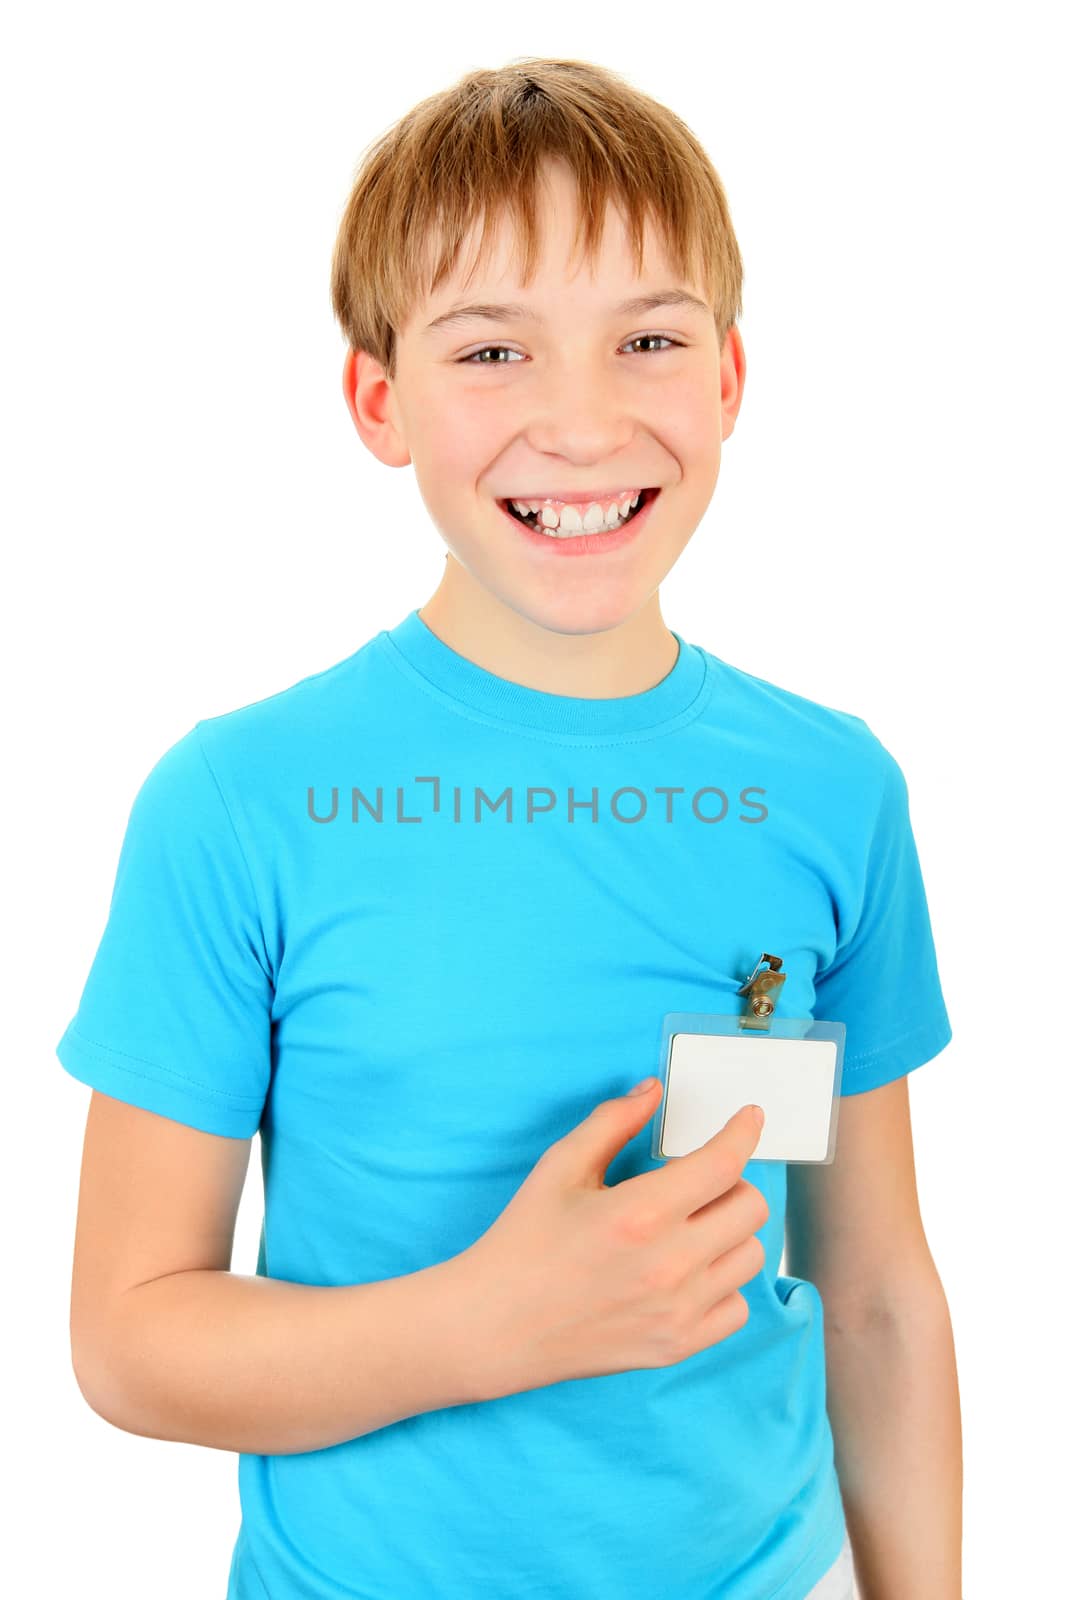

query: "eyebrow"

left=422, top=288, right=711, bottom=336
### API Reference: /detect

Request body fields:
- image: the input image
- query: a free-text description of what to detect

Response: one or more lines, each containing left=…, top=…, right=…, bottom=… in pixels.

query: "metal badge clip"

left=737, top=953, right=787, bottom=1031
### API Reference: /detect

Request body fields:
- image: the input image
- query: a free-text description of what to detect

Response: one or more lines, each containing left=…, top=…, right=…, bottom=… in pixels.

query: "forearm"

left=822, top=1282, right=963, bottom=1599
left=82, top=1259, right=481, bottom=1455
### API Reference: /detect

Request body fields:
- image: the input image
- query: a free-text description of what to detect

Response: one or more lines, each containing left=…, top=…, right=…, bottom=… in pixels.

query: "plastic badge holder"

left=649, top=957, right=846, bottom=1165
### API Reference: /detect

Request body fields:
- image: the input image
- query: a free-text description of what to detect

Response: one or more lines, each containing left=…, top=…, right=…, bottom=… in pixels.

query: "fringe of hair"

left=329, top=57, right=744, bottom=380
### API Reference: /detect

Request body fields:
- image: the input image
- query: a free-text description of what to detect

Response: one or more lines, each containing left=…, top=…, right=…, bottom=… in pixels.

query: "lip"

left=497, top=487, right=661, bottom=557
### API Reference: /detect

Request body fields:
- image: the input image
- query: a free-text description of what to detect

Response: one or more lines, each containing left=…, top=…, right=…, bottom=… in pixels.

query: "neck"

left=416, top=564, right=679, bottom=700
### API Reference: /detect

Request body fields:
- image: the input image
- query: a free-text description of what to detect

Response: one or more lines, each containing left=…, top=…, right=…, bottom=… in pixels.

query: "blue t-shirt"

left=57, top=609, right=951, bottom=1600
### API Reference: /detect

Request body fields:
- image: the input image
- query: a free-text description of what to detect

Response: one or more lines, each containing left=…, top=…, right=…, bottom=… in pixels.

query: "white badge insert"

left=650, top=957, right=846, bottom=1165
left=654, top=1020, right=844, bottom=1164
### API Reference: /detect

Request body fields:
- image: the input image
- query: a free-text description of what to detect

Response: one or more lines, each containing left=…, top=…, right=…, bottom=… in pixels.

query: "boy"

left=59, top=57, right=961, bottom=1600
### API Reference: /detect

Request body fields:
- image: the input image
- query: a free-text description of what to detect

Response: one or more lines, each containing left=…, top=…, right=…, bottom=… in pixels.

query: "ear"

left=342, top=348, right=411, bottom=468
left=719, top=325, right=746, bottom=444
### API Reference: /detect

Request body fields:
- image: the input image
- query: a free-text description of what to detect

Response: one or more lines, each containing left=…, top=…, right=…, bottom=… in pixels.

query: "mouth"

left=495, top=487, right=662, bottom=556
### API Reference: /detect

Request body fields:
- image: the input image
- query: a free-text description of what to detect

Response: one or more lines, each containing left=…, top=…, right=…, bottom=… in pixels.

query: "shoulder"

left=694, top=643, right=897, bottom=804
left=195, top=630, right=386, bottom=755
left=125, top=630, right=389, bottom=822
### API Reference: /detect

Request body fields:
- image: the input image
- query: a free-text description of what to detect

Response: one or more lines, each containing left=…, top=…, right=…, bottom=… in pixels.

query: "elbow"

left=70, top=1338, right=140, bottom=1435
left=71, top=1370, right=110, bottom=1436
left=71, top=1336, right=179, bottom=1444
left=71, top=1338, right=117, bottom=1426
left=825, top=1270, right=953, bottom=1340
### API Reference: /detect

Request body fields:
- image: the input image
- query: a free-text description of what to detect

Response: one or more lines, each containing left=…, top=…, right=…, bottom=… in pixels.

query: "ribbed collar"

left=380, top=608, right=712, bottom=740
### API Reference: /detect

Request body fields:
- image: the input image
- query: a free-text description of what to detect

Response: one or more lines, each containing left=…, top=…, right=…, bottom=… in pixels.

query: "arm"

left=94, top=1260, right=481, bottom=1455
left=786, top=1077, right=963, bottom=1599
left=822, top=1274, right=963, bottom=1600
left=71, top=1091, right=483, bottom=1456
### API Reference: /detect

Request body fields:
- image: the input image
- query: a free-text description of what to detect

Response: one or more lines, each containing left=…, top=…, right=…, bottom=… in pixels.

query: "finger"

left=630, top=1103, right=764, bottom=1221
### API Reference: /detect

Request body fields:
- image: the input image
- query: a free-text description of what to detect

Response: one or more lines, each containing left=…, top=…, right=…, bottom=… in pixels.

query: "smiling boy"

left=60, top=57, right=961, bottom=1600
left=348, top=186, right=735, bottom=693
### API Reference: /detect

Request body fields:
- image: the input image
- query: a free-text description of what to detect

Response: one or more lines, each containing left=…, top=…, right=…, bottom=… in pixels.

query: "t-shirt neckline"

left=380, top=608, right=711, bottom=740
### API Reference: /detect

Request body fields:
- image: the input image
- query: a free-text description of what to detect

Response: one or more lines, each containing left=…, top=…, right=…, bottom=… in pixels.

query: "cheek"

left=422, top=397, right=503, bottom=480
left=670, top=377, right=721, bottom=438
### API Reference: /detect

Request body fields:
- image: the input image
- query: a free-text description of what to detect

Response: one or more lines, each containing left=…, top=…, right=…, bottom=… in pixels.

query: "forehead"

left=416, top=163, right=690, bottom=318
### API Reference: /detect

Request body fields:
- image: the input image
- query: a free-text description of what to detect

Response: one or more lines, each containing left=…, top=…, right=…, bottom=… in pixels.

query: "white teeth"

left=509, top=491, right=643, bottom=537
left=561, top=503, right=600, bottom=532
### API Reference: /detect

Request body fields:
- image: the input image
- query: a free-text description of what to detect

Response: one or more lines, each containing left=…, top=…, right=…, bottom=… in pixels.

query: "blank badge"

left=649, top=957, right=846, bottom=1165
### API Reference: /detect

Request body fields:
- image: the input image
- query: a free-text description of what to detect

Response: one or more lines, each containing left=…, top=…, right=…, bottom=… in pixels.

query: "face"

left=344, top=158, right=745, bottom=640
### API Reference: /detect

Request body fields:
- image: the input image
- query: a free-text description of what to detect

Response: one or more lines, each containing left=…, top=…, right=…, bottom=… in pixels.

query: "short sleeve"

left=814, top=740, right=952, bottom=1094
left=56, top=724, right=274, bottom=1137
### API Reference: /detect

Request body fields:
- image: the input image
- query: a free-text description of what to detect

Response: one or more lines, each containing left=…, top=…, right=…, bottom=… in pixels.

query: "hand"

left=452, top=1079, right=769, bottom=1401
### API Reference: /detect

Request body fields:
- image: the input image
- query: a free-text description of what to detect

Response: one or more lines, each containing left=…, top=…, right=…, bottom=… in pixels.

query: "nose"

left=522, top=364, right=637, bottom=458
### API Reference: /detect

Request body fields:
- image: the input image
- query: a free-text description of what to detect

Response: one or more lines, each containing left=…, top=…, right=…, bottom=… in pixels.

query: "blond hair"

left=329, top=57, right=744, bottom=381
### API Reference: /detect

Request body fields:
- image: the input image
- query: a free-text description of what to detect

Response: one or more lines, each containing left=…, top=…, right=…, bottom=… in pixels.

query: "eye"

left=457, top=334, right=686, bottom=365
left=460, top=345, right=523, bottom=365
left=622, top=334, right=684, bottom=355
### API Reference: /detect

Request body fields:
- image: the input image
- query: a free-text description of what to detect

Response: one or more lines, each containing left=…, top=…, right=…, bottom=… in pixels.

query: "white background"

left=5, top=2, right=1063, bottom=1594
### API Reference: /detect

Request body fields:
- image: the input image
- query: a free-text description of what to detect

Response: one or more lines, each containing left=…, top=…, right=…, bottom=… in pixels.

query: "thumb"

left=553, top=1077, right=662, bottom=1186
